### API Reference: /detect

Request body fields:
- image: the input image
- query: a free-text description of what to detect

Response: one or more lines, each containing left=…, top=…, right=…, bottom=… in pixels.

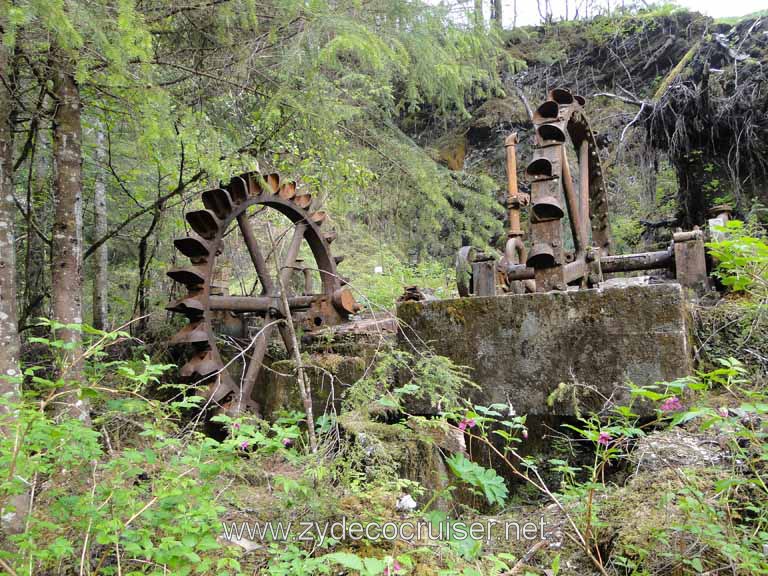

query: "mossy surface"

left=398, top=284, right=693, bottom=417
left=338, top=411, right=450, bottom=501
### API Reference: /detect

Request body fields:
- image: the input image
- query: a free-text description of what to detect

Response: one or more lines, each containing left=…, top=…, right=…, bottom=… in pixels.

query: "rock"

left=395, top=493, right=418, bottom=512
left=254, top=353, right=368, bottom=420
left=597, top=467, right=730, bottom=571
left=630, top=427, right=730, bottom=474
left=337, top=411, right=453, bottom=503
left=406, top=416, right=466, bottom=454
left=434, top=133, right=467, bottom=170
left=221, top=536, right=264, bottom=553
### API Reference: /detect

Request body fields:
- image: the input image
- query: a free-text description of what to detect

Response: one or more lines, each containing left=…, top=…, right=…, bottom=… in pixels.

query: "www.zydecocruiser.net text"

left=222, top=517, right=548, bottom=546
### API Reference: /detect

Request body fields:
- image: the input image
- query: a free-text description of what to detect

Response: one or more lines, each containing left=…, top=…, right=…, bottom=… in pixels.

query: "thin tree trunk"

left=92, top=127, right=108, bottom=330
left=51, top=57, right=89, bottom=423
left=474, top=0, right=484, bottom=27
left=23, top=122, right=49, bottom=331
left=513, top=0, right=517, bottom=27
left=134, top=209, right=160, bottom=335
left=0, top=36, right=28, bottom=535
left=491, top=0, right=502, bottom=24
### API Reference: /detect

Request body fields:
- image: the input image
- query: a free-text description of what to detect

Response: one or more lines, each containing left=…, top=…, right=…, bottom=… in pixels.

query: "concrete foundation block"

left=397, top=284, right=693, bottom=416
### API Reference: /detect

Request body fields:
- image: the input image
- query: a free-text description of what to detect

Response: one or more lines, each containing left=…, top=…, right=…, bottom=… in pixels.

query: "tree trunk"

left=51, top=58, right=89, bottom=423
left=512, top=0, right=517, bottom=27
left=92, top=127, right=108, bottom=330
left=673, top=150, right=726, bottom=229
left=491, top=0, right=502, bottom=24
left=134, top=206, right=162, bottom=335
left=474, top=0, right=484, bottom=27
left=23, top=123, right=50, bottom=331
left=0, top=36, right=29, bottom=535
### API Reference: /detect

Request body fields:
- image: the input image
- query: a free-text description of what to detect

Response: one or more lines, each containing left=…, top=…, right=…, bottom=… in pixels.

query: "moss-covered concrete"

left=338, top=411, right=450, bottom=502
left=254, top=353, right=368, bottom=420
left=398, top=284, right=693, bottom=416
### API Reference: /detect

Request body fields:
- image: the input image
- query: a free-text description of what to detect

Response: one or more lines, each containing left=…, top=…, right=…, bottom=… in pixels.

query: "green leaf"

left=324, top=552, right=365, bottom=571
left=446, top=453, right=508, bottom=506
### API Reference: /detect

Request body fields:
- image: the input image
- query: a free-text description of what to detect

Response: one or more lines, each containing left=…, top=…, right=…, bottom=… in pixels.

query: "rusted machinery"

left=166, top=171, right=359, bottom=416
left=457, top=88, right=711, bottom=297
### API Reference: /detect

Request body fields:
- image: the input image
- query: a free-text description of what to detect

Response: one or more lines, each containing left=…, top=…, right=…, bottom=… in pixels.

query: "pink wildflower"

left=239, top=440, right=249, bottom=450
left=597, top=432, right=611, bottom=446
left=660, top=396, right=683, bottom=412
left=232, top=422, right=240, bottom=431
left=522, top=429, right=528, bottom=440
left=458, top=418, right=476, bottom=431
left=384, top=560, right=402, bottom=575
left=717, top=406, right=729, bottom=418
left=282, top=438, right=294, bottom=448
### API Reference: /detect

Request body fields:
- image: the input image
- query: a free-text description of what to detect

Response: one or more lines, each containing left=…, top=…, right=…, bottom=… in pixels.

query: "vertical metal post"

left=504, top=133, right=532, bottom=293
left=505, top=133, right=523, bottom=237
left=673, top=228, right=709, bottom=296
left=472, top=258, right=497, bottom=297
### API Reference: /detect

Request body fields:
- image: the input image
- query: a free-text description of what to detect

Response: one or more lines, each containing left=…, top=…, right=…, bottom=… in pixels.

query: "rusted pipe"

left=505, top=133, right=523, bottom=237
left=502, top=263, right=535, bottom=281
left=504, top=248, right=673, bottom=284
left=504, top=236, right=527, bottom=265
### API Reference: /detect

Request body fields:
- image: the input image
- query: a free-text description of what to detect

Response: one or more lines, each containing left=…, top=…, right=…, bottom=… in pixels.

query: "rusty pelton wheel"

left=456, top=87, right=613, bottom=296
left=166, top=171, right=359, bottom=416
left=526, top=87, right=612, bottom=271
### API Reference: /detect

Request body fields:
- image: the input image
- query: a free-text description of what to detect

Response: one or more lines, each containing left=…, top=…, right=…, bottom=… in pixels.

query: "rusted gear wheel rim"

left=526, top=87, right=612, bottom=265
left=166, top=171, right=356, bottom=415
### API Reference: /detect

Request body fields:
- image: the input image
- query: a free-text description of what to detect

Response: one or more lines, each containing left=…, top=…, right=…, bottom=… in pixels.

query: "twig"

left=594, top=91, right=645, bottom=107
left=500, top=539, right=548, bottom=575
left=513, top=85, right=534, bottom=122
left=124, top=466, right=200, bottom=528
left=620, top=101, right=646, bottom=143
left=0, top=558, right=19, bottom=576
left=79, top=461, right=99, bottom=576
left=266, top=224, right=318, bottom=453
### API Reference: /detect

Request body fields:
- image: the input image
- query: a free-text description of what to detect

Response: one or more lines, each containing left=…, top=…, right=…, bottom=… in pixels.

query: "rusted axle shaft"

left=502, top=249, right=674, bottom=282
left=599, top=249, right=673, bottom=273
left=209, top=286, right=359, bottom=316
left=209, top=294, right=317, bottom=312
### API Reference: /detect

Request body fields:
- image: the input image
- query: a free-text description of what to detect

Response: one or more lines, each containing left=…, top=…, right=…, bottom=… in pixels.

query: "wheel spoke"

left=168, top=171, right=359, bottom=419
left=237, top=213, right=274, bottom=295
left=579, top=140, right=591, bottom=244
left=560, top=145, right=586, bottom=254
left=235, top=322, right=276, bottom=414
left=278, top=323, right=296, bottom=358
left=279, top=223, right=307, bottom=288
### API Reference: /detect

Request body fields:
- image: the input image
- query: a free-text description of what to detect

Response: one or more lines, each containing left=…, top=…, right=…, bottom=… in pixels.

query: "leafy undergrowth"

left=3, top=340, right=768, bottom=575
left=1, top=223, right=768, bottom=575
